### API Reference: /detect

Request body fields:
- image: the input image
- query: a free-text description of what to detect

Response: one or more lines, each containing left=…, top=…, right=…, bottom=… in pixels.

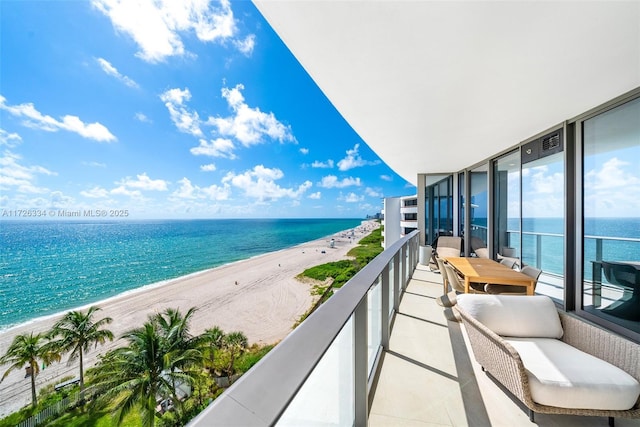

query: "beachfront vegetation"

left=0, top=306, right=267, bottom=427
left=295, top=225, right=384, bottom=324
left=47, top=306, right=114, bottom=391
left=0, top=332, right=60, bottom=408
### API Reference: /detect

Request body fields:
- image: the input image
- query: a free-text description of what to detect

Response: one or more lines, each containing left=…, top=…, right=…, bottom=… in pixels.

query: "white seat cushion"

left=457, top=294, right=563, bottom=339
left=506, top=337, right=640, bottom=410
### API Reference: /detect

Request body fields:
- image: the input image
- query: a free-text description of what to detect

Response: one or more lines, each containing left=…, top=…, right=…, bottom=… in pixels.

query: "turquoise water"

left=471, top=217, right=640, bottom=277
left=0, top=218, right=362, bottom=330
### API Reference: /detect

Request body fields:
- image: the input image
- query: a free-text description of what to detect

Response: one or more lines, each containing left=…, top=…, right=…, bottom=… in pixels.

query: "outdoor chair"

left=434, top=236, right=462, bottom=258
left=445, top=263, right=485, bottom=294
left=435, top=257, right=458, bottom=308
left=601, top=261, right=640, bottom=321
left=485, top=265, right=542, bottom=294
left=455, top=294, right=640, bottom=425
left=499, top=257, right=517, bottom=269
left=474, top=247, right=490, bottom=259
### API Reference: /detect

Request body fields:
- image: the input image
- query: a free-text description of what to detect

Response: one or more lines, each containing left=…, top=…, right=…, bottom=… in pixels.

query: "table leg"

left=528, top=281, right=534, bottom=296
left=465, top=278, right=470, bottom=294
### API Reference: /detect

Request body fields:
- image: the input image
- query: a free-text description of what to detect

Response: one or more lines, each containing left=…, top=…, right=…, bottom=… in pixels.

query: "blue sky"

left=0, top=0, right=414, bottom=220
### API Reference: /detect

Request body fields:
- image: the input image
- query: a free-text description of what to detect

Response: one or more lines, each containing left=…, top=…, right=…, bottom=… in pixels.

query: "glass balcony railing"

left=188, top=231, right=420, bottom=426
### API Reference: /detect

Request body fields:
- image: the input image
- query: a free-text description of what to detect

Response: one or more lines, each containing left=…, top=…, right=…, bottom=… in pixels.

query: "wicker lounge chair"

left=455, top=295, right=640, bottom=426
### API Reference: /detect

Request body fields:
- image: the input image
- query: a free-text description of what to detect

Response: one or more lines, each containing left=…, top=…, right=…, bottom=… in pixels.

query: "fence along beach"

left=0, top=220, right=379, bottom=417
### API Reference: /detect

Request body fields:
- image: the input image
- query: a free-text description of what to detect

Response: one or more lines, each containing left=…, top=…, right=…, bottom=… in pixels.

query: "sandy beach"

left=0, top=220, right=379, bottom=417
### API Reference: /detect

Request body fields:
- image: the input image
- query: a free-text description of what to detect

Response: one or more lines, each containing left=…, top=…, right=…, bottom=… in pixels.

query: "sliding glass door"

left=581, top=96, right=640, bottom=333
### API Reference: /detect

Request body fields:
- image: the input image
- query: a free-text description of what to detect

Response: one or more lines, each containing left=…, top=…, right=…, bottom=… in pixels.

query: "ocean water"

left=0, top=218, right=362, bottom=331
left=472, top=217, right=640, bottom=277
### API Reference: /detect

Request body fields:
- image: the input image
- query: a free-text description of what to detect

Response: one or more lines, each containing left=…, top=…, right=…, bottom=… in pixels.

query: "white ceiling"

left=253, top=1, right=640, bottom=185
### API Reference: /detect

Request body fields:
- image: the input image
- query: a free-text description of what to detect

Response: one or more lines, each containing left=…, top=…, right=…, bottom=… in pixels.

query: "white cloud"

left=337, top=143, right=381, bottom=171
left=0, top=129, right=22, bottom=147
left=190, top=138, right=236, bottom=159
left=380, top=174, right=392, bottom=182
left=308, top=191, right=321, bottom=199
left=160, top=88, right=202, bottom=137
left=135, top=112, right=152, bottom=123
left=172, top=177, right=230, bottom=200
left=200, top=164, right=216, bottom=172
left=0, top=150, right=55, bottom=194
left=0, top=95, right=116, bottom=142
left=82, top=161, right=107, bottom=168
left=92, top=0, right=253, bottom=63
left=583, top=157, right=640, bottom=217
left=208, top=84, right=296, bottom=146
left=81, top=186, right=110, bottom=198
left=116, top=173, right=168, bottom=191
left=111, top=186, right=142, bottom=197
left=365, top=187, right=382, bottom=198
left=526, top=165, right=563, bottom=195
left=584, top=157, right=640, bottom=192
left=312, top=159, right=334, bottom=168
left=234, top=34, right=255, bottom=56
left=340, top=192, right=364, bottom=203
left=96, top=57, right=139, bottom=88
left=222, top=165, right=312, bottom=202
left=299, top=147, right=309, bottom=155
left=318, top=175, right=362, bottom=188
left=49, top=191, right=75, bottom=209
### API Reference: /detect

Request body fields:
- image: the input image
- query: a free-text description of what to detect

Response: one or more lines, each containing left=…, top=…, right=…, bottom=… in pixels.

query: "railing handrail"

left=188, top=231, right=419, bottom=426
left=495, top=227, right=640, bottom=244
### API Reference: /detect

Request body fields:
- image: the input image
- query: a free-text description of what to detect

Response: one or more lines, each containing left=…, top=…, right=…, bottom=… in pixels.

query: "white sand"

left=0, top=220, right=379, bottom=417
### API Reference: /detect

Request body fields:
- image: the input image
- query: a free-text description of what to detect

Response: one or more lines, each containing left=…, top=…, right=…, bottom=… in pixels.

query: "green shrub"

left=234, top=344, right=274, bottom=373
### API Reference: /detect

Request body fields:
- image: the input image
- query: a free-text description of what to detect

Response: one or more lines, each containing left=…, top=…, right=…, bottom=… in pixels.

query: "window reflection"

left=424, top=175, right=453, bottom=245
left=583, top=97, right=640, bottom=333
left=521, top=151, right=565, bottom=301
left=493, top=151, right=520, bottom=261
left=470, top=164, right=488, bottom=248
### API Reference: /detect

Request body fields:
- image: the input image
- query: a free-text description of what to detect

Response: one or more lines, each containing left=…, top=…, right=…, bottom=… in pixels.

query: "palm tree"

left=199, top=326, right=225, bottom=376
left=221, top=331, right=248, bottom=381
left=90, top=311, right=201, bottom=427
left=152, top=307, right=197, bottom=353
left=47, top=306, right=114, bottom=390
left=0, top=332, right=59, bottom=407
left=91, top=323, right=169, bottom=427
left=152, top=307, right=201, bottom=415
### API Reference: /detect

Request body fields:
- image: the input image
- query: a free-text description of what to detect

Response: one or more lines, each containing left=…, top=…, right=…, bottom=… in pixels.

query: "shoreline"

left=0, top=241, right=320, bottom=335
left=0, top=220, right=379, bottom=417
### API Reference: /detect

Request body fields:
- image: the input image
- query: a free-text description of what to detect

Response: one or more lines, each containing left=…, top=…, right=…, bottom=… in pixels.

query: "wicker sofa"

left=455, top=294, right=640, bottom=426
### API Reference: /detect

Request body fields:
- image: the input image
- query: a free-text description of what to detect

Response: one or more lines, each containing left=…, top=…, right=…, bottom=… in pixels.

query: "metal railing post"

left=595, top=238, right=603, bottom=262
left=354, top=297, right=369, bottom=427
left=401, top=245, right=407, bottom=289
left=393, top=252, right=401, bottom=312
left=381, top=264, right=390, bottom=349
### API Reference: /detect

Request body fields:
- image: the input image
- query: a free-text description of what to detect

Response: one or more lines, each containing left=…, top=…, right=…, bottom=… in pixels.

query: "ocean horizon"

left=0, top=218, right=364, bottom=332
left=471, top=217, right=640, bottom=278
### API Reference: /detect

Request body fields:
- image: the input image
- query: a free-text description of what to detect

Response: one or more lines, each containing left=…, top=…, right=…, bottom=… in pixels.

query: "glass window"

left=493, top=151, right=520, bottom=260
left=423, top=175, right=453, bottom=245
left=470, top=164, right=489, bottom=248
left=521, top=150, right=564, bottom=300
left=582, top=97, right=640, bottom=333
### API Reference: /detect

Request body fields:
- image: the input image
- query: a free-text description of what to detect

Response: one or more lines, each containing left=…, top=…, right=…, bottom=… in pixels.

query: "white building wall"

left=382, top=197, right=402, bottom=249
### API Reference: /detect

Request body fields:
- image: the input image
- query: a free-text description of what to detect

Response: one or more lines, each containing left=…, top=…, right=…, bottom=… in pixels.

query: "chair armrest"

left=455, top=304, right=535, bottom=407
left=560, top=312, right=640, bottom=385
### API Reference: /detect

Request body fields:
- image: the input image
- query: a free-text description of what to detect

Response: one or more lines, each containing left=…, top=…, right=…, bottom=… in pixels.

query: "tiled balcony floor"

left=369, top=264, right=640, bottom=427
